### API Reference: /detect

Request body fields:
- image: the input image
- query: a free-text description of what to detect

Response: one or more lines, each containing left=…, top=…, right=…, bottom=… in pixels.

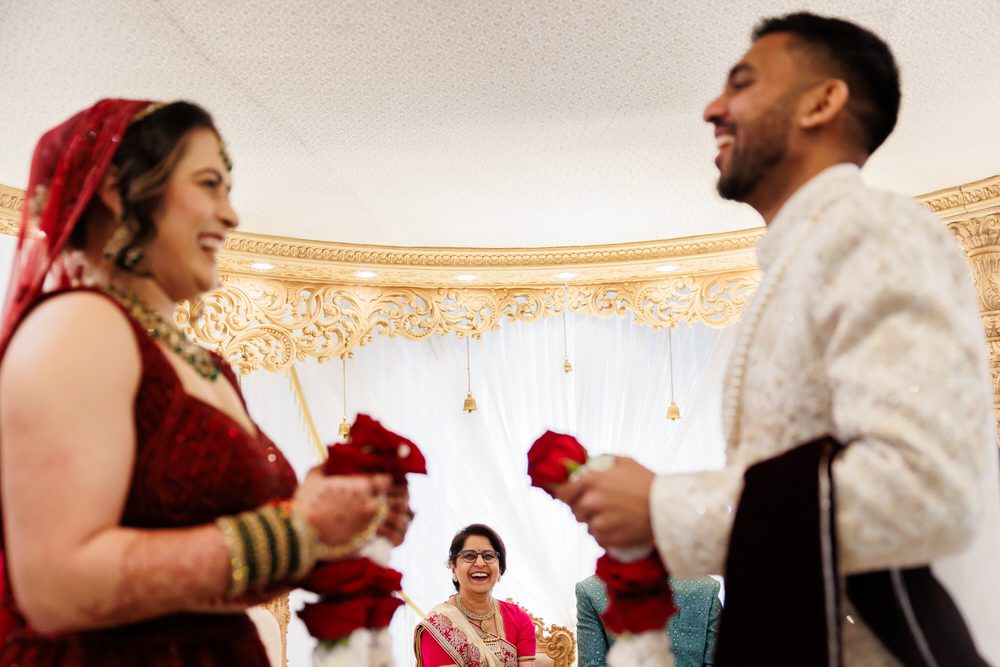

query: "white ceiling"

left=0, top=0, right=997, bottom=248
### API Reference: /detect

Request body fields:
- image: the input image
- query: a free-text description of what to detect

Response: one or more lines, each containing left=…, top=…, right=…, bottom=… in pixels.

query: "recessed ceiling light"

left=656, top=265, right=679, bottom=272
left=251, top=261, right=274, bottom=271
left=354, top=270, right=378, bottom=279
left=554, top=271, right=577, bottom=280
left=456, top=274, right=478, bottom=282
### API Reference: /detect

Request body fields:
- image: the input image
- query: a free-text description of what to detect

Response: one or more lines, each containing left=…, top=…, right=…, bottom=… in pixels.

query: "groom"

left=557, top=12, right=1000, bottom=665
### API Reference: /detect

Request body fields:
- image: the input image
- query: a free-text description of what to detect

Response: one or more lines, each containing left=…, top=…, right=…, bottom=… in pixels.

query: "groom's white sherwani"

left=651, top=164, right=1000, bottom=665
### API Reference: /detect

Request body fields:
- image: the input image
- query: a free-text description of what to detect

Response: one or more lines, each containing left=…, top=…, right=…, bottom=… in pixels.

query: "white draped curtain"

left=240, top=311, right=733, bottom=666
left=0, top=235, right=15, bottom=310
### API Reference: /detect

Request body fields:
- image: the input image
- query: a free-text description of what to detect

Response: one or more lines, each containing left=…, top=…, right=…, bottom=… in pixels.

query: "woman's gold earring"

left=103, top=214, right=142, bottom=267
left=102, top=218, right=132, bottom=262
left=122, top=245, right=144, bottom=268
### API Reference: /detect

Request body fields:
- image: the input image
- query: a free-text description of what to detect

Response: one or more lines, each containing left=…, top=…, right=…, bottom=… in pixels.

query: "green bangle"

left=236, top=517, right=258, bottom=589
left=259, top=505, right=290, bottom=581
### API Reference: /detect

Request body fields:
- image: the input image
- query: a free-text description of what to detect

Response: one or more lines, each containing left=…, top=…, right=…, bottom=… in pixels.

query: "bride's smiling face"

left=142, top=127, right=237, bottom=302
left=452, top=534, right=501, bottom=595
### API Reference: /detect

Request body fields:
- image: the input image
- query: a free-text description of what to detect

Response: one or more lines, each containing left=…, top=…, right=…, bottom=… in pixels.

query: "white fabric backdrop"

left=240, top=312, right=733, bottom=666
left=0, top=235, right=15, bottom=308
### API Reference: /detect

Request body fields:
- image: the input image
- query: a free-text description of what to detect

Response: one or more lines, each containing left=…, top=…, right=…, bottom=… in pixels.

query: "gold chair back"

left=507, top=599, right=577, bottom=667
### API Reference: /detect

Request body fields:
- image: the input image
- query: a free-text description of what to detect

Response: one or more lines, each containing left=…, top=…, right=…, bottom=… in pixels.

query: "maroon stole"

left=714, top=436, right=988, bottom=666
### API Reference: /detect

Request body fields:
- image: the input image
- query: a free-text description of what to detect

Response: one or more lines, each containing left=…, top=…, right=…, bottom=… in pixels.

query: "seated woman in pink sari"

left=415, top=524, right=536, bottom=666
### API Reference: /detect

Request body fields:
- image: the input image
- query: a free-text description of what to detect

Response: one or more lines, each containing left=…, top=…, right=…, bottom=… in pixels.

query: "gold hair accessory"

left=129, top=102, right=166, bottom=125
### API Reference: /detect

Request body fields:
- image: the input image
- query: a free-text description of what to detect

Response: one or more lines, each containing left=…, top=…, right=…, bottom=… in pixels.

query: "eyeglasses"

left=457, top=549, right=499, bottom=564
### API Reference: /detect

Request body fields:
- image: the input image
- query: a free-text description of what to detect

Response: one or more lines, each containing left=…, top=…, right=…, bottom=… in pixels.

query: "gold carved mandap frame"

left=2, top=175, right=999, bottom=665
left=1, top=177, right=999, bottom=425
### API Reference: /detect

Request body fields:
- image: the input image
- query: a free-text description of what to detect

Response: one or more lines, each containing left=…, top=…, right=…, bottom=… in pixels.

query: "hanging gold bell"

left=338, top=416, right=352, bottom=438
left=463, top=391, right=478, bottom=413
left=666, top=400, right=681, bottom=421
left=563, top=357, right=573, bottom=373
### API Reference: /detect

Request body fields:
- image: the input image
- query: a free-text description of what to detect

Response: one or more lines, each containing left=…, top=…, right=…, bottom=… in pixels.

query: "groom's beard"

left=717, top=95, right=796, bottom=203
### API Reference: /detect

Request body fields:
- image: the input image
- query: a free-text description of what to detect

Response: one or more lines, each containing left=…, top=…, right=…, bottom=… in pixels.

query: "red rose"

left=368, top=595, right=405, bottom=629
left=303, top=558, right=402, bottom=596
left=596, top=553, right=676, bottom=634
left=596, top=552, right=669, bottom=596
left=299, top=598, right=372, bottom=640
left=348, top=414, right=401, bottom=451
left=324, top=414, right=427, bottom=482
left=299, top=596, right=405, bottom=638
left=323, top=445, right=385, bottom=476
left=527, top=430, right=588, bottom=492
left=602, top=592, right=677, bottom=634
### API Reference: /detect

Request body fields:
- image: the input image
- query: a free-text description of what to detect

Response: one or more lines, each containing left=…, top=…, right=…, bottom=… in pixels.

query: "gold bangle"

left=241, top=511, right=273, bottom=590
left=273, top=501, right=307, bottom=580
left=259, top=505, right=291, bottom=581
left=286, top=502, right=319, bottom=580
left=215, top=515, right=250, bottom=598
left=314, top=497, right=389, bottom=562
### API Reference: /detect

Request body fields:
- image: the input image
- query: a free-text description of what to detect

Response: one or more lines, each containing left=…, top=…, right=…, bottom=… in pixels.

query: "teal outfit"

left=575, top=574, right=721, bottom=667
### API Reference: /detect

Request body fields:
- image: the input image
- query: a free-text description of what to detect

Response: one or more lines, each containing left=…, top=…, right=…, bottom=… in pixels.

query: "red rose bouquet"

left=527, top=430, right=677, bottom=667
left=526, top=430, right=588, bottom=492
left=299, top=558, right=404, bottom=639
left=302, top=414, right=426, bottom=667
left=323, top=414, right=427, bottom=484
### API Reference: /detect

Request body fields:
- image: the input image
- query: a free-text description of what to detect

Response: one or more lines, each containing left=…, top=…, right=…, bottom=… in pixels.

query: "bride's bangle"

left=217, top=497, right=391, bottom=596
left=215, top=500, right=318, bottom=597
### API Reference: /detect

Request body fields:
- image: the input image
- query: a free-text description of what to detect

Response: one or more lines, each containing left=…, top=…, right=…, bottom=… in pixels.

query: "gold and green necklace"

left=104, top=284, right=220, bottom=381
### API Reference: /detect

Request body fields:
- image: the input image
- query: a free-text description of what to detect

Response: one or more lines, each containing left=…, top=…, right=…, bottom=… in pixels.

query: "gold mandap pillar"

left=921, top=175, right=1000, bottom=441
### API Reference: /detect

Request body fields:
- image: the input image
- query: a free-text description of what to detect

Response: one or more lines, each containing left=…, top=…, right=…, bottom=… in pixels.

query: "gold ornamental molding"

left=917, top=175, right=1000, bottom=221
left=175, top=274, right=759, bottom=373
left=218, top=229, right=764, bottom=286
left=3, top=177, right=1000, bottom=375
left=0, top=184, right=22, bottom=237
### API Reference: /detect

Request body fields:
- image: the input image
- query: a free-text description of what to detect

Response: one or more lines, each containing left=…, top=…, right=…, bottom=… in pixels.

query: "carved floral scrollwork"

left=981, top=313, right=1000, bottom=340
left=570, top=273, right=759, bottom=329
left=964, top=255, right=1000, bottom=313
left=507, top=598, right=577, bottom=667
left=538, top=622, right=577, bottom=665
left=948, top=215, right=1000, bottom=253
left=180, top=273, right=760, bottom=374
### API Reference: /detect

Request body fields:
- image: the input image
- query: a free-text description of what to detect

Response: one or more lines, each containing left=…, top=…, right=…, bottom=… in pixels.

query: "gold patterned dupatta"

left=414, top=602, right=518, bottom=667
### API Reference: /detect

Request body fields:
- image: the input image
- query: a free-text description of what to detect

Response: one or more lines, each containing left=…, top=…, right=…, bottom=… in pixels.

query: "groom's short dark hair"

left=754, top=12, right=900, bottom=154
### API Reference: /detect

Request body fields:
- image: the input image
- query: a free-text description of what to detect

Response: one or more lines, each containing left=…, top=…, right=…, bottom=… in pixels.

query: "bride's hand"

left=377, top=484, right=413, bottom=547
left=293, top=468, right=391, bottom=549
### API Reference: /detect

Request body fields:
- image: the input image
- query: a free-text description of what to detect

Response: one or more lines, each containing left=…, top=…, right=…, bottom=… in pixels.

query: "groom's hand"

left=554, top=456, right=656, bottom=549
